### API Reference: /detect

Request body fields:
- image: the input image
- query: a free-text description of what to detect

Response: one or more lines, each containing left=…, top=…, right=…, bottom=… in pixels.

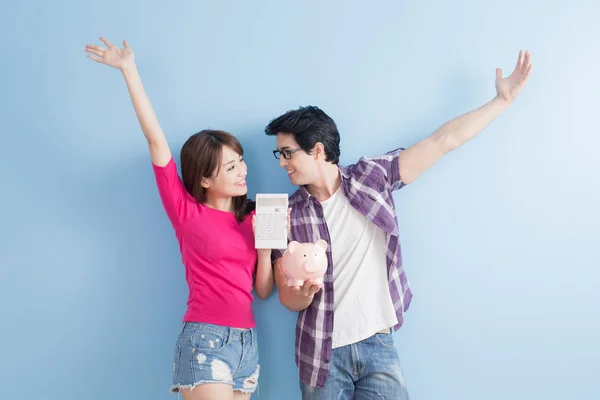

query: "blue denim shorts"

left=170, top=322, right=260, bottom=394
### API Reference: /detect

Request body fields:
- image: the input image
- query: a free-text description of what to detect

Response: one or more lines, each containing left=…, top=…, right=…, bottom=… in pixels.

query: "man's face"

left=274, top=133, right=318, bottom=186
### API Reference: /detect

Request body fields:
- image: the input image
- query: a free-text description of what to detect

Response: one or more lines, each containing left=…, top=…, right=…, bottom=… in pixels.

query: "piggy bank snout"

left=303, top=259, right=317, bottom=272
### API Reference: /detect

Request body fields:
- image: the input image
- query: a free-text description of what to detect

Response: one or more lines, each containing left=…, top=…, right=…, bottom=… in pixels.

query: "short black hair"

left=265, top=105, right=341, bottom=164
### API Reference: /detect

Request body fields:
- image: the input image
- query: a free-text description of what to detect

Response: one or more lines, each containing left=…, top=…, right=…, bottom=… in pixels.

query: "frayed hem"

left=170, top=380, right=234, bottom=393
left=233, top=388, right=257, bottom=394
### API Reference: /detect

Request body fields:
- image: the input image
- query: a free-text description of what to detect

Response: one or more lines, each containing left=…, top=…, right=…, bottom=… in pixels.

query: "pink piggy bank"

left=282, top=240, right=328, bottom=287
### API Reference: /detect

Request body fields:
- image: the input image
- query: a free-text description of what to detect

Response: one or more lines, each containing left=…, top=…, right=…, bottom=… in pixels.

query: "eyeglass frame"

left=273, top=147, right=302, bottom=160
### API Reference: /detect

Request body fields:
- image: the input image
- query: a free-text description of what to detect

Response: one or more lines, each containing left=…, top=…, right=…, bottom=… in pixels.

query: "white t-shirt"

left=320, top=187, right=398, bottom=349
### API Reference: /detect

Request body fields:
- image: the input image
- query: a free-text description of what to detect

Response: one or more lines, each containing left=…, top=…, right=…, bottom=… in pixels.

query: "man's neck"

left=305, top=163, right=341, bottom=202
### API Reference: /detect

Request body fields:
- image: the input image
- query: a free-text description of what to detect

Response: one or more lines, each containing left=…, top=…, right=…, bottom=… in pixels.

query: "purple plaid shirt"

left=272, top=147, right=413, bottom=388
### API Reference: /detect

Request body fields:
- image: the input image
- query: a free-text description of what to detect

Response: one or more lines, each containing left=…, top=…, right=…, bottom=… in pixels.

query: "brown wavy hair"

left=180, top=130, right=254, bottom=222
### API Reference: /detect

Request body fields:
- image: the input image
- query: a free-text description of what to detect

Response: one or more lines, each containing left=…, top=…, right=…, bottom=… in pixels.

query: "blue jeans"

left=300, top=331, right=410, bottom=400
left=170, top=322, right=260, bottom=395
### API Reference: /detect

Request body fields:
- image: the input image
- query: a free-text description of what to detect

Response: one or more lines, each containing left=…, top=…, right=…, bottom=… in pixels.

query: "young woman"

left=85, top=37, right=280, bottom=400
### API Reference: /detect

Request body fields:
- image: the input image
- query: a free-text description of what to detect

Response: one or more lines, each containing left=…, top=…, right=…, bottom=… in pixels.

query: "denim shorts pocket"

left=191, top=329, right=227, bottom=351
left=375, top=332, right=395, bottom=349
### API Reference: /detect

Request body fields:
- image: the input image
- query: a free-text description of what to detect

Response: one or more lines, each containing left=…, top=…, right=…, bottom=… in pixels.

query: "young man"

left=266, top=50, right=532, bottom=399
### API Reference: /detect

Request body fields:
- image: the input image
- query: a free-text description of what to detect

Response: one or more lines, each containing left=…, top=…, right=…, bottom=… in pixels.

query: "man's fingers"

left=287, top=280, right=321, bottom=297
left=99, top=36, right=114, bottom=49
left=309, top=283, right=323, bottom=295
left=303, top=282, right=322, bottom=296
left=301, top=280, right=314, bottom=296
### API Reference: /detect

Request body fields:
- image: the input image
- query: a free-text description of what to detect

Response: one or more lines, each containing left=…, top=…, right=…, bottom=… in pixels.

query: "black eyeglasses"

left=273, top=147, right=302, bottom=160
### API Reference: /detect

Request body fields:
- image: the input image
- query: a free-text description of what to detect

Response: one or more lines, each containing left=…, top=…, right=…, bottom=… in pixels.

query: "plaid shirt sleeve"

left=365, top=147, right=406, bottom=191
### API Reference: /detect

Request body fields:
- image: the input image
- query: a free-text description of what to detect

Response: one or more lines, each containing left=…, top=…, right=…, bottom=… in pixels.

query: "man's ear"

left=314, top=142, right=326, bottom=160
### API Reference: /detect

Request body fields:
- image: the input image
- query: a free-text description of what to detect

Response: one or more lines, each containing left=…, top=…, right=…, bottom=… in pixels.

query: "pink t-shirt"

left=152, top=157, right=257, bottom=328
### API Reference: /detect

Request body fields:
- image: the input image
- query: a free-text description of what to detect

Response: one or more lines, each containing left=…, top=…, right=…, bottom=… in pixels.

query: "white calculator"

left=254, top=193, right=289, bottom=249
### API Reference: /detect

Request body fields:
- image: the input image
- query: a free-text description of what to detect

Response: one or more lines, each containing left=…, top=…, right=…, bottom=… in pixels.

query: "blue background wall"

left=1, top=1, right=598, bottom=399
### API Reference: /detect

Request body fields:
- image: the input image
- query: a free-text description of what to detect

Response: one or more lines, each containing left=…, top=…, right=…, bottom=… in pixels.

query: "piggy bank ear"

left=287, top=241, right=300, bottom=254
left=315, top=239, right=328, bottom=252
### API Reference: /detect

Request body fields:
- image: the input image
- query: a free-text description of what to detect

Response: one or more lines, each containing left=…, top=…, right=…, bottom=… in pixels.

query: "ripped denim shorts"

left=170, top=322, right=260, bottom=395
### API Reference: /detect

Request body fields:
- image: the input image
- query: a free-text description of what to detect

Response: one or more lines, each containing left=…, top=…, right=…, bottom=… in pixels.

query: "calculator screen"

left=258, top=197, right=288, bottom=208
